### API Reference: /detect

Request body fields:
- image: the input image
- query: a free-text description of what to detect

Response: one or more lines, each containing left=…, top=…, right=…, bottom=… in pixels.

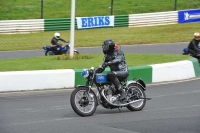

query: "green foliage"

left=55, top=54, right=91, bottom=60
left=0, top=0, right=200, bottom=20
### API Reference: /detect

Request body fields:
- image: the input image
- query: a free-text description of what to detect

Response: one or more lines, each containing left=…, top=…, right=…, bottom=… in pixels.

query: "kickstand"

left=117, top=108, right=121, bottom=112
left=146, top=98, right=152, bottom=100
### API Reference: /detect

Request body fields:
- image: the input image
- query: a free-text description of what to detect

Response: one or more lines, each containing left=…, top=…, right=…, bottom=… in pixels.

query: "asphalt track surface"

left=0, top=42, right=188, bottom=59
left=0, top=42, right=200, bottom=133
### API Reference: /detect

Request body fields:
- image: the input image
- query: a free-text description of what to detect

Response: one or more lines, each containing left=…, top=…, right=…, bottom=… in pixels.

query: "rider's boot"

left=112, top=76, right=126, bottom=101
left=118, top=85, right=126, bottom=101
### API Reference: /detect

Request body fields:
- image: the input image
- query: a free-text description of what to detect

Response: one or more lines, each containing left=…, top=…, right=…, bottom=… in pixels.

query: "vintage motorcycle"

left=182, top=46, right=200, bottom=55
left=182, top=47, right=200, bottom=63
left=43, top=42, right=79, bottom=56
left=70, top=66, right=150, bottom=117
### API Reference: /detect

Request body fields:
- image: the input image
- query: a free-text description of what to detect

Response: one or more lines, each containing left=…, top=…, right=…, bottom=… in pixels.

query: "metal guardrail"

left=129, top=11, right=178, bottom=27
left=114, top=15, right=129, bottom=27
left=44, top=18, right=72, bottom=31
left=0, top=11, right=178, bottom=34
left=0, top=19, right=44, bottom=34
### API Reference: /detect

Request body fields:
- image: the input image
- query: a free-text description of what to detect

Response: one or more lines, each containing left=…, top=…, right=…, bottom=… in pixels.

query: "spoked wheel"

left=65, top=51, right=79, bottom=55
left=126, top=83, right=146, bottom=111
left=70, top=87, right=97, bottom=117
left=45, top=50, right=54, bottom=56
left=74, top=51, right=79, bottom=54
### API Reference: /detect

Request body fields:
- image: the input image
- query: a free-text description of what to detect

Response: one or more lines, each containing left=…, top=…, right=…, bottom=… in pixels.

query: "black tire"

left=64, top=50, right=79, bottom=55
left=74, top=51, right=79, bottom=54
left=45, top=50, right=54, bottom=56
left=182, top=52, right=189, bottom=55
left=70, top=87, right=97, bottom=117
left=127, top=83, right=146, bottom=111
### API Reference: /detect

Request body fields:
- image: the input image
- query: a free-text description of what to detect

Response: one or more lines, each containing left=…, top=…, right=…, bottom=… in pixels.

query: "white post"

left=70, top=0, right=75, bottom=58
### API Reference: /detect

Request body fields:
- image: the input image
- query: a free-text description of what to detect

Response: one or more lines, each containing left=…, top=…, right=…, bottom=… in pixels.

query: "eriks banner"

left=76, top=16, right=114, bottom=29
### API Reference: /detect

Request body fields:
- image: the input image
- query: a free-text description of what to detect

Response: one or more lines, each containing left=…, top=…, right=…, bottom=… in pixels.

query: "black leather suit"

left=100, top=49, right=129, bottom=90
left=51, top=37, right=66, bottom=46
left=188, top=39, right=200, bottom=57
left=51, top=37, right=67, bottom=51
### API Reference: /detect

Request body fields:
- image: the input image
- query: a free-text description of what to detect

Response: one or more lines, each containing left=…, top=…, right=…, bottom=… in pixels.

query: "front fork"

left=87, top=86, right=94, bottom=99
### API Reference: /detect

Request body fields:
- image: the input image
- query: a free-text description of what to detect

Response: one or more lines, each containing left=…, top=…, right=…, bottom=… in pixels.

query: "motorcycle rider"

left=98, top=39, right=129, bottom=101
left=188, top=32, right=200, bottom=61
left=51, top=32, right=68, bottom=53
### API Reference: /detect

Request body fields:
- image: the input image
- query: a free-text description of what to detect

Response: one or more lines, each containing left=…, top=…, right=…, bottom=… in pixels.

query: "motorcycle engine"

left=100, top=84, right=122, bottom=109
left=103, top=84, right=120, bottom=103
left=104, top=85, right=113, bottom=102
left=99, top=84, right=114, bottom=108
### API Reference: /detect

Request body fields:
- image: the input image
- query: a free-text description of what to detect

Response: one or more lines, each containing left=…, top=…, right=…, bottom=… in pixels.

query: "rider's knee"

left=107, top=72, right=116, bottom=80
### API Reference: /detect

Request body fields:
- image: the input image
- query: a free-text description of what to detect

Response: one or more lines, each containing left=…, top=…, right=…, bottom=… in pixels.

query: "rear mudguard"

left=43, top=46, right=51, bottom=51
left=126, top=79, right=146, bottom=91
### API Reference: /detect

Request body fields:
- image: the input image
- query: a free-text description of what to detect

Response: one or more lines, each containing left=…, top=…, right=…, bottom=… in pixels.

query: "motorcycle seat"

left=119, top=78, right=128, bottom=84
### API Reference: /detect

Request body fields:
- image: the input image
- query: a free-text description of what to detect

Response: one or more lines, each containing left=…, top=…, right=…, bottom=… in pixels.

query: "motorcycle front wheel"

left=126, top=83, right=146, bottom=111
left=70, top=87, right=97, bottom=117
left=65, top=51, right=79, bottom=55
left=74, top=51, right=79, bottom=54
left=45, top=50, right=54, bottom=56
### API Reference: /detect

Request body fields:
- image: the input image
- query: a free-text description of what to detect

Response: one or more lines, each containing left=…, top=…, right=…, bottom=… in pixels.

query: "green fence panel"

left=44, top=15, right=128, bottom=32
left=189, top=57, right=200, bottom=76
left=114, top=15, right=129, bottom=27
left=74, top=69, right=87, bottom=87
left=128, top=66, right=152, bottom=84
left=74, top=66, right=152, bottom=87
left=44, top=18, right=77, bottom=31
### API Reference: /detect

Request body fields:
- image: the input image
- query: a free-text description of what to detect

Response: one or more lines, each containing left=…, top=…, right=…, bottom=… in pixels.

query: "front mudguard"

left=76, top=85, right=90, bottom=91
left=75, top=85, right=97, bottom=102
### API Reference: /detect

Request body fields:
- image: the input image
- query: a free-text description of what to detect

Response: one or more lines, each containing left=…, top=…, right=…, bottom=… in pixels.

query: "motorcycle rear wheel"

left=126, top=83, right=146, bottom=111
left=70, top=87, right=97, bottom=117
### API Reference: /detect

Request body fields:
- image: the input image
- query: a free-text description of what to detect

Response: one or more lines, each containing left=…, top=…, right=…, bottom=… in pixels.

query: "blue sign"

left=178, top=9, right=200, bottom=23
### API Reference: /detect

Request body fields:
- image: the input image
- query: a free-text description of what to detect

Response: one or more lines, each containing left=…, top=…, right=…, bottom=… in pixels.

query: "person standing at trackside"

left=51, top=32, right=68, bottom=52
left=188, top=32, right=200, bottom=62
left=97, top=39, right=129, bottom=101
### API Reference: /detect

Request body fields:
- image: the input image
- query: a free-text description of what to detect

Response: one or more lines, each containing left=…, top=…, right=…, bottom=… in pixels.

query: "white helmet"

left=54, top=32, right=60, bottom=39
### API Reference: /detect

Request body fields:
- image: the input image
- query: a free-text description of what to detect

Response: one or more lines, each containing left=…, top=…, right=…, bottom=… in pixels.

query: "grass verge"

left=0, top=23, right=200, bottom=51
left=1, top=0, right=200, bottom=20
left=0, top=54, right=190, bottom=72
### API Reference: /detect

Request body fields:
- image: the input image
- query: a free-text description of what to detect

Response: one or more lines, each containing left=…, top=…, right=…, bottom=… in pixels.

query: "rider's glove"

left=96, top=66, right=104, bottom=73
left=102, top=61, right=112, bottom=68
left=107, top=61, right=112, bottom=66
left=102, top=62, right=108, bottom=68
